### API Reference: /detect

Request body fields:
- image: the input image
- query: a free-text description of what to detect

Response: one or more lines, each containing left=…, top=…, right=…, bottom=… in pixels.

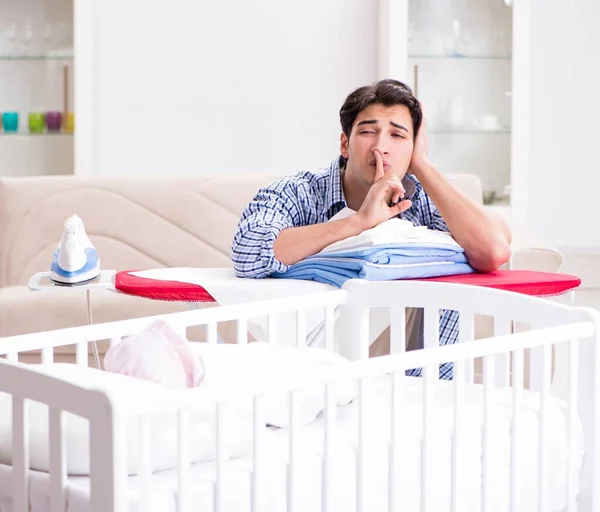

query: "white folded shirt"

left=320, top=208, right=461, bottom=254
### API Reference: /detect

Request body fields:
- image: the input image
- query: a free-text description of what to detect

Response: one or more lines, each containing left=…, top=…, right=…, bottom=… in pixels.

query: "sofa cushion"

left=0, top=174, right=278, bottom=287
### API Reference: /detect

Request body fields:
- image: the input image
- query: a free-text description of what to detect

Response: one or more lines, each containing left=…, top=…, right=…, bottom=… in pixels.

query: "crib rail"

left=0, top=281, right=599, bottom=512
left=0, top=289, right=347, bottom=358
left=0, top=289, right=347, bottom=512
left=83, top=316, right=595, bottom=512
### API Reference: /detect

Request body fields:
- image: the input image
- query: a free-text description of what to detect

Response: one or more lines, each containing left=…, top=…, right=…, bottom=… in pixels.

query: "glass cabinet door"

left=405, top=0, right=513, bottom=206
left=0, top=0, right=74, bottom=177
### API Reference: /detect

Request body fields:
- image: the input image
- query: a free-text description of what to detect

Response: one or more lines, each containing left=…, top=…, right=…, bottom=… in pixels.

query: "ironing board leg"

left=548, top=289, right=578, bottom=398
left=529, top=289, right=577, bottom=393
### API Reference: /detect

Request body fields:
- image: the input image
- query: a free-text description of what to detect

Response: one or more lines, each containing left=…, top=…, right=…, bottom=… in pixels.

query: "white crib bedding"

left=0, top=376, right=584, bottom=512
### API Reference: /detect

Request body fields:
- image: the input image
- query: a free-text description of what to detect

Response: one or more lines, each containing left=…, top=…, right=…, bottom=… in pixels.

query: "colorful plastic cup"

left=63, top=112, right=74, bottom=133
left=45, top=111, right=62, bottom=132
left=2, top=112, right=19, bottom=133
left=28, top=112, right=45, bottom=133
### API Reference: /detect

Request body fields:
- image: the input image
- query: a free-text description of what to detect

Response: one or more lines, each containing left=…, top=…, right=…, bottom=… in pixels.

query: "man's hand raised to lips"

left=355, top=149, right=413, bottom=231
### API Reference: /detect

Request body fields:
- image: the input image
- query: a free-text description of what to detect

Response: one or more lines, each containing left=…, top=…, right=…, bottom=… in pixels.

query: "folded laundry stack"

left=272, top=216, right=475, bottom=287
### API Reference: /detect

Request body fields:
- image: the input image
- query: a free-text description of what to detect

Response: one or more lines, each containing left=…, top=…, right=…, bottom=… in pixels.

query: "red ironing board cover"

left=114, top=269, right=580, bottom=303
left=114, top=270, right=216, bottom=302
left=413, top=270, right=581, bottom=297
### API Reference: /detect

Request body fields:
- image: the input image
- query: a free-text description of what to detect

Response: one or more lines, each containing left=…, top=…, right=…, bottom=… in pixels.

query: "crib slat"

left=252, top=397, right=265, bottom=512
left=357, top=377, right=369, bottom=512
left=296, top=309, right=307, bottom=347
left=528, top=343, right=544, bottom=392
left=482, top=355, right=496, bottom=512
left=459, top=310, right=475, bottom=383
left=493, top=316, right=511, bottom=388
left=41, top=347, right=54, bottom=364
left=538, top=343, right=552, bottom=512
left=288, top=391, right=300, bottom=512
left=421, top=363, right=435, bottom=512
left=322, top=383, right=335, bottom=512
left=566, top=339, right=579, bottom=512
left=451, top=359, right=466, bottom=512
left=7, top=352, right=18, bottom=362
left=423, top=308, right=439, bottom=351
left=139, top=416, right=152, bottom=511
left=389, top=372, right=403, bottom=512
left=510, top=349, right=524, bottom=512
left=237, top=317, right=248, bottom=345
left=424, top=308, right=440, bottom=386
left=324, top=306, right=335, bottom=352
left=178, top=409, right=191, bottom=512
left=12, top=397, right=29, bottom=512
left=49, top=408, right=66, bottom=512
left=390, top=306, right=406, bottom=355
left=267, top=315, right=278, bottom=344
left=207, top=322, right=218, bottom=345
left=216, top=403, right=229, bottom=512
left=76, top=342, right=88, bottom=367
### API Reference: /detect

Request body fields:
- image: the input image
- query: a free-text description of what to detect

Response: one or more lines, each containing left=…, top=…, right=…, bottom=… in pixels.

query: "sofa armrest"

left=508, top=224, right=564, bottom=273
left=485, top=204, right=563, bottom=274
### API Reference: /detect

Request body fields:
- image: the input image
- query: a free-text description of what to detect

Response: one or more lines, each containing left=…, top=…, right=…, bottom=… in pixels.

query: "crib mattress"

left=0, top=376, right=584, bottom=512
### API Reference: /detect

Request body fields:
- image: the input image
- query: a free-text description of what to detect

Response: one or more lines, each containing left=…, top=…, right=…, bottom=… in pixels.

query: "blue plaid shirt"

left=232, top=157, right=458, bottom=379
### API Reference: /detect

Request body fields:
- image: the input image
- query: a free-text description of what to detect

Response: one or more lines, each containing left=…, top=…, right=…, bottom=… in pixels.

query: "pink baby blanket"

left=104, top=319, right=204, bottom=388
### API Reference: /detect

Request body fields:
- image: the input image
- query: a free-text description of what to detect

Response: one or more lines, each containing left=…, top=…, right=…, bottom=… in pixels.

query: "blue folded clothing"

left=272, top=244, right=475, bottom=288
left=320, top=245, right=469, bottom=264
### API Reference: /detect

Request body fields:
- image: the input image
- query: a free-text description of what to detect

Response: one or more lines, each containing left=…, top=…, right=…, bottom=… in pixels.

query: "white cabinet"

left=0, top=0, right=74, bottom=177
left=379, top=0, right=529, bottom=212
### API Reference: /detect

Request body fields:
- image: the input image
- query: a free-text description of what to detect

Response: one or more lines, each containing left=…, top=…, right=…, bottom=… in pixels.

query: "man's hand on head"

left=408, top=101, right=431, bottom=177
left=355, top=149, right=412, bottom=231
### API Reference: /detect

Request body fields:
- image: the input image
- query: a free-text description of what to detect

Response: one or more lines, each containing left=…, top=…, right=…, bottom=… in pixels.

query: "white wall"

left=527, top=0, right=600, bottom=250
left=90, top=0, right=378, bottom=177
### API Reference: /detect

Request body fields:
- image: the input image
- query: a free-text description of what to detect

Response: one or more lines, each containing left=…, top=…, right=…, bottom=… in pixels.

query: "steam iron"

left=50, top=214, right=100, bottom=285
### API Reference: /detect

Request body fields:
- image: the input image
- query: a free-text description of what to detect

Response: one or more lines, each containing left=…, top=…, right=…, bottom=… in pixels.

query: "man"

left=231, top=79, right=511, bottom=378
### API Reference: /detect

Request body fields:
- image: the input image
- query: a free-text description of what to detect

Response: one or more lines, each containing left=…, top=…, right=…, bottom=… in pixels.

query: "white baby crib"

left=0, top=280, right=598, bottom=512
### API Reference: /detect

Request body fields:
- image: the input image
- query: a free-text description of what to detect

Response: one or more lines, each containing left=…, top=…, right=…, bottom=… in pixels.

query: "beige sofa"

left=0, top=173, right=562, bottom=361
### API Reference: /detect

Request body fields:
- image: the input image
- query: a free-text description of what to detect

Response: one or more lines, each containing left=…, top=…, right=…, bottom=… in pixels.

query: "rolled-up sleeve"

left=232, top=182, right=306, bottom=278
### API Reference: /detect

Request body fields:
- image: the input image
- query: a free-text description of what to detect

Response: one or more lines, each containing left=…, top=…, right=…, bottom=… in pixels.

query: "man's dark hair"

left=338, top=79, right=422, bottom=168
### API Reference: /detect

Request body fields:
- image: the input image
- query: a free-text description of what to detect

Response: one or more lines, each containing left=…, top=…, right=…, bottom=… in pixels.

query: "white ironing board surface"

left=28, top=270, right=116, bottom=291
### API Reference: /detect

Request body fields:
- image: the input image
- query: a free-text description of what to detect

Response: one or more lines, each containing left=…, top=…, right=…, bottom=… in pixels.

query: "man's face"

left=340, top=103, right=415, bottom=187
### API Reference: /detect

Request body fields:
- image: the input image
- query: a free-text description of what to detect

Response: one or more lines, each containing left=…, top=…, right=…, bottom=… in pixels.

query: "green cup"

left=28, top=112, right=45, bottom=133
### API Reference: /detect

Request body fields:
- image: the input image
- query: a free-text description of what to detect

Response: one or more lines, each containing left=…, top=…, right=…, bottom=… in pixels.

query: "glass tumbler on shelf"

left=45, top=112, right=62, bottom=132
left=19, top=20, right=33, bottom=56
left=447, top=20, right=472, bottom=57
left=28, top=112, right=45, bottom=133
left=2, top=112, right=19, bottom=133
left=42, top=22, right=54, bottom=54
left=63, top=112, right=74, bottom=133
left=6, top=23, right=18, bottom=55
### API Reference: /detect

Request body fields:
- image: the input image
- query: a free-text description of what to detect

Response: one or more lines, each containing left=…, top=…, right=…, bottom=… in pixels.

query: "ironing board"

left=113, top=269, right=581, bottom=302
left=413, top=269, right=581, bottom=300
left=29, top=268, right=580, bottom=369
